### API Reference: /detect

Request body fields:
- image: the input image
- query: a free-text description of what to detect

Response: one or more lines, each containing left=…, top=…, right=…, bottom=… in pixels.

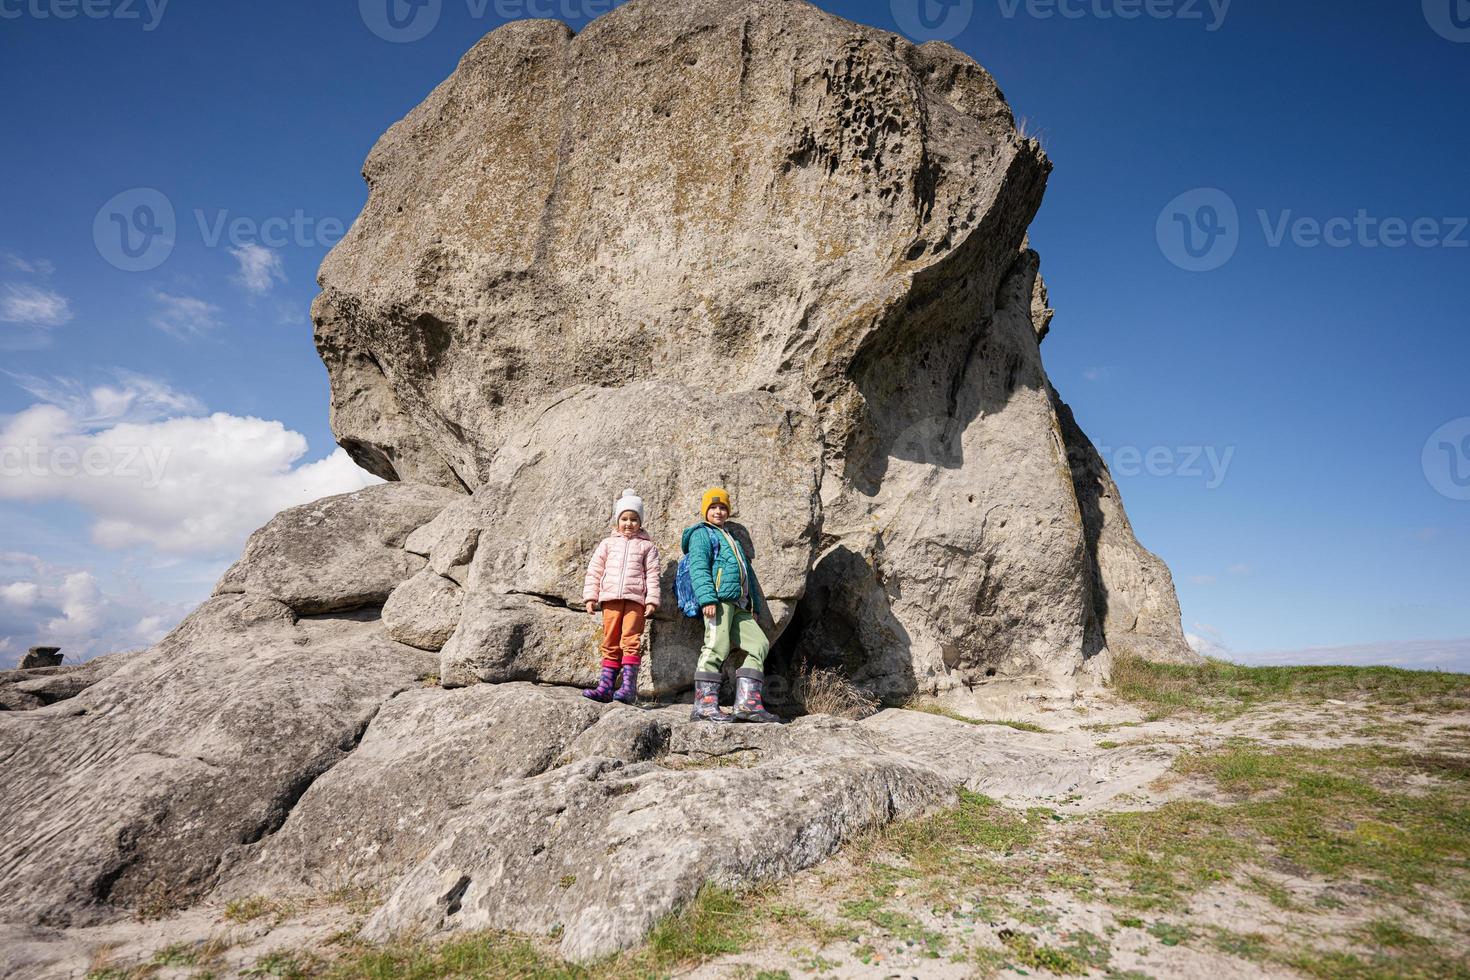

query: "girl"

left=680, top=487, right=779, bottom=723
left=581, top=488, right=660, bottom=704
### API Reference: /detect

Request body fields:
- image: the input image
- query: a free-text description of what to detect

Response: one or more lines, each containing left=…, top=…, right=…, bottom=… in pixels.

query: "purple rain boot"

left=613, top=658, right=641, bottom=704
left=582, top=662, right=619, bottom=702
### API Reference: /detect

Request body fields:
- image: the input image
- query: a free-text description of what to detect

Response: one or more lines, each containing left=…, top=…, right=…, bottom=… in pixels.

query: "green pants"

left=694, top=601, right=769, bottom=677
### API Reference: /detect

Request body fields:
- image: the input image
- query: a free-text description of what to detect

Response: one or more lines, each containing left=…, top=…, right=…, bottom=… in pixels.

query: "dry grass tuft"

left=798, top=666, right=879, bottom=720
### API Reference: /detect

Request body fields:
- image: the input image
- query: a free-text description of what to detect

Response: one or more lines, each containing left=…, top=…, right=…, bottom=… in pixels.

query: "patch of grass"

left=242, top=950, right=325, bottom=978
left=224, top=895, right=296, bottom=925
left=1146, top=921, right=1191, bottom=946
left=640, top=885, right=752, bottom=965
left=1056, top=736, right=1470, bottom=957
left=902, top=701, right=1050, bottom=733
left=997, top=928, right=1086, bottom=975
left=661, top=749, right=762, bottom=770
left=1110, top=656, right=1470, bottom=719
left=1283, top=945, right=1470, bottom=980
left=1204, top=925, right=1271, bottom=962
left=839, top=900, right=945, bottom=958
left=1058, top=929, right=1111, bottom=969
left=319, top=933, right=575, bottom=979
left=881, top=790, right=1051, bottom=872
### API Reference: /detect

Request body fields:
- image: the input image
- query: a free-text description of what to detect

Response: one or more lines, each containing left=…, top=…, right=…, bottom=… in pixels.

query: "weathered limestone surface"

left=0, top=0, right=1198, bottom=958
left=311, top=0, right=1194, bottom=694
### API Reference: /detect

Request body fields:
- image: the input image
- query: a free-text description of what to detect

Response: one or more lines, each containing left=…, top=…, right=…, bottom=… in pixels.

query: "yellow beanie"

left=700, top=487, right=732, bottom=518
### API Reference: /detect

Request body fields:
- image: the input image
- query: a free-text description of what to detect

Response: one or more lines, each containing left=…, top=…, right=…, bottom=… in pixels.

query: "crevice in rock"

left=505, top=590, right=580, bottom=613
left=238, top=689, right=399, bottom=848
left=441, top=874, right=471, bottom=916
left=295, top=604, right=386, bottom=623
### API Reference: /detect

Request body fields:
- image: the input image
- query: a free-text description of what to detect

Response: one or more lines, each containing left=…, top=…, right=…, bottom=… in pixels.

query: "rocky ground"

left=10, top=658, right=1468, bottom=979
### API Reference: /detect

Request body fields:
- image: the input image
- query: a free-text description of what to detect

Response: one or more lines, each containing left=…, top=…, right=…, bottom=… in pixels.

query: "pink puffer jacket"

left=583, top=530, right=662, bottom=607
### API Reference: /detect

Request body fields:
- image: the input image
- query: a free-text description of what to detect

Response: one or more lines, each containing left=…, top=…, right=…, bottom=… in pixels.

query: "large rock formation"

left=313, top=0, right=1192, bottom=699
left=0, top=0, right=1197, bottom=961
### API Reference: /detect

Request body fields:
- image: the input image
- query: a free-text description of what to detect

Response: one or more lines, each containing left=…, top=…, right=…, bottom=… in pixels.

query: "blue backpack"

left=675, top=527, right=721, bottom=618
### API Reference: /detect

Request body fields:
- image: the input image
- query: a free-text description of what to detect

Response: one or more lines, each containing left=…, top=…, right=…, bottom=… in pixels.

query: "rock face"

left=0, top=0, right=1198, bottom=958
left=399, top=382, right=823, bottom=695
left=313, top=0, right=1194, bottom=697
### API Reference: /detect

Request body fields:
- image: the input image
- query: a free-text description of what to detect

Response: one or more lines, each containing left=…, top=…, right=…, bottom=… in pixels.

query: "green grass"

left=1110, top=656, right=1470, bottom=719
left=225, top=896, right=298, bottom=924
left=1065, top=739, right=1470, bottom=913
left=902, top=701, right=1050, bottom=733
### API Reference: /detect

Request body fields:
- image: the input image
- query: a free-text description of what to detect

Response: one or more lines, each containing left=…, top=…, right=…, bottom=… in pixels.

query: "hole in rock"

left=442, top=875, right=471, bottom=916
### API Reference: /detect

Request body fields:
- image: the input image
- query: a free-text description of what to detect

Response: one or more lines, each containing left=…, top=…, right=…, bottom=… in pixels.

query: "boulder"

left=213, top=483, right=462, bottom=615
left=381, top=568, right=464, bottom=651
left=311, top=0, right=1194, bottom=696
left=19, top=647, right=62, bottom=669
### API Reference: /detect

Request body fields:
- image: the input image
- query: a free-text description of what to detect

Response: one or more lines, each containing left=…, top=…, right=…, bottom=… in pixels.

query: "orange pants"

left=599, top=599, right=646, bottom=667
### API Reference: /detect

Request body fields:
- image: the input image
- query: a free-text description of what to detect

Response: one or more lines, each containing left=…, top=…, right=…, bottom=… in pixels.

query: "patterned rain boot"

left=613, top=658, right=641, bottom=704
left=582, top=663, right=618, bottom=702
left=690, top=676, right=733, bottom=723
left=733, top=669, right=781, bottom=723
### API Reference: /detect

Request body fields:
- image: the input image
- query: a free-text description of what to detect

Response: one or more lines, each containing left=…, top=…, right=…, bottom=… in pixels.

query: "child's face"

left=706, top=502, right=729, bottom=526
left=616, top=511, right=642, bottom=536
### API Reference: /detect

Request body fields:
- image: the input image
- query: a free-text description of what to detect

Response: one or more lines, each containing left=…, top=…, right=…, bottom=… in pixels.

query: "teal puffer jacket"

left=680, top=522, right=765, bottom=614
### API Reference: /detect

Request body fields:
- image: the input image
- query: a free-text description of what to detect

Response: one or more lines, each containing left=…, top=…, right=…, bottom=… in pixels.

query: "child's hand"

left=585, top=600, right=597, bottom=614
left=644, top=603, right=655, bottom=616
left=702, top=604, right=717, bottom=621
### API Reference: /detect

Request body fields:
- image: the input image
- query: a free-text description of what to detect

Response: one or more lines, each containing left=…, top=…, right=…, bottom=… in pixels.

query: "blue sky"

left=1, top=0, right=1467, bottom=670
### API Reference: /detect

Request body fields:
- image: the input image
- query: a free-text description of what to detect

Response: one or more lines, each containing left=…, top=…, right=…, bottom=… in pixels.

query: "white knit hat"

left=612, top=487, right=645, bottom=524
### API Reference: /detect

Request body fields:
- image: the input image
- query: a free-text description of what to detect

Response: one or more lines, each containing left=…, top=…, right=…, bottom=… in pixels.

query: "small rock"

left=19, top=647, right=62, bottom=670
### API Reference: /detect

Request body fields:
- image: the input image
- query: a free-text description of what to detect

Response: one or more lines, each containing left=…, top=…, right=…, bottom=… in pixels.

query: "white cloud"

left=1082, top=367, right=1108, bottom=382
left=150, top=291, right=221, bottom=339
left=4, top=371, right=205, bottom=428
left=0, top=380, right=382, bottom=559
left=1185, top=626, right=1229, bottom=658
left=133, top=614, right=170, bottom=645
left=230, top=244, right=286, bottom=295
left=1187, top=574, right=1217, bottom=586
left=45, top=571, right=104, bottom=638
left=0, top=581, right=40, bottom=607
left=1227, top=563, right=1251, bottom=575
left=1, top=283, right=73, bottom=327
left=6, top=254, right=56, bottom=276
left=0, top=562, right=194, bottom=665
